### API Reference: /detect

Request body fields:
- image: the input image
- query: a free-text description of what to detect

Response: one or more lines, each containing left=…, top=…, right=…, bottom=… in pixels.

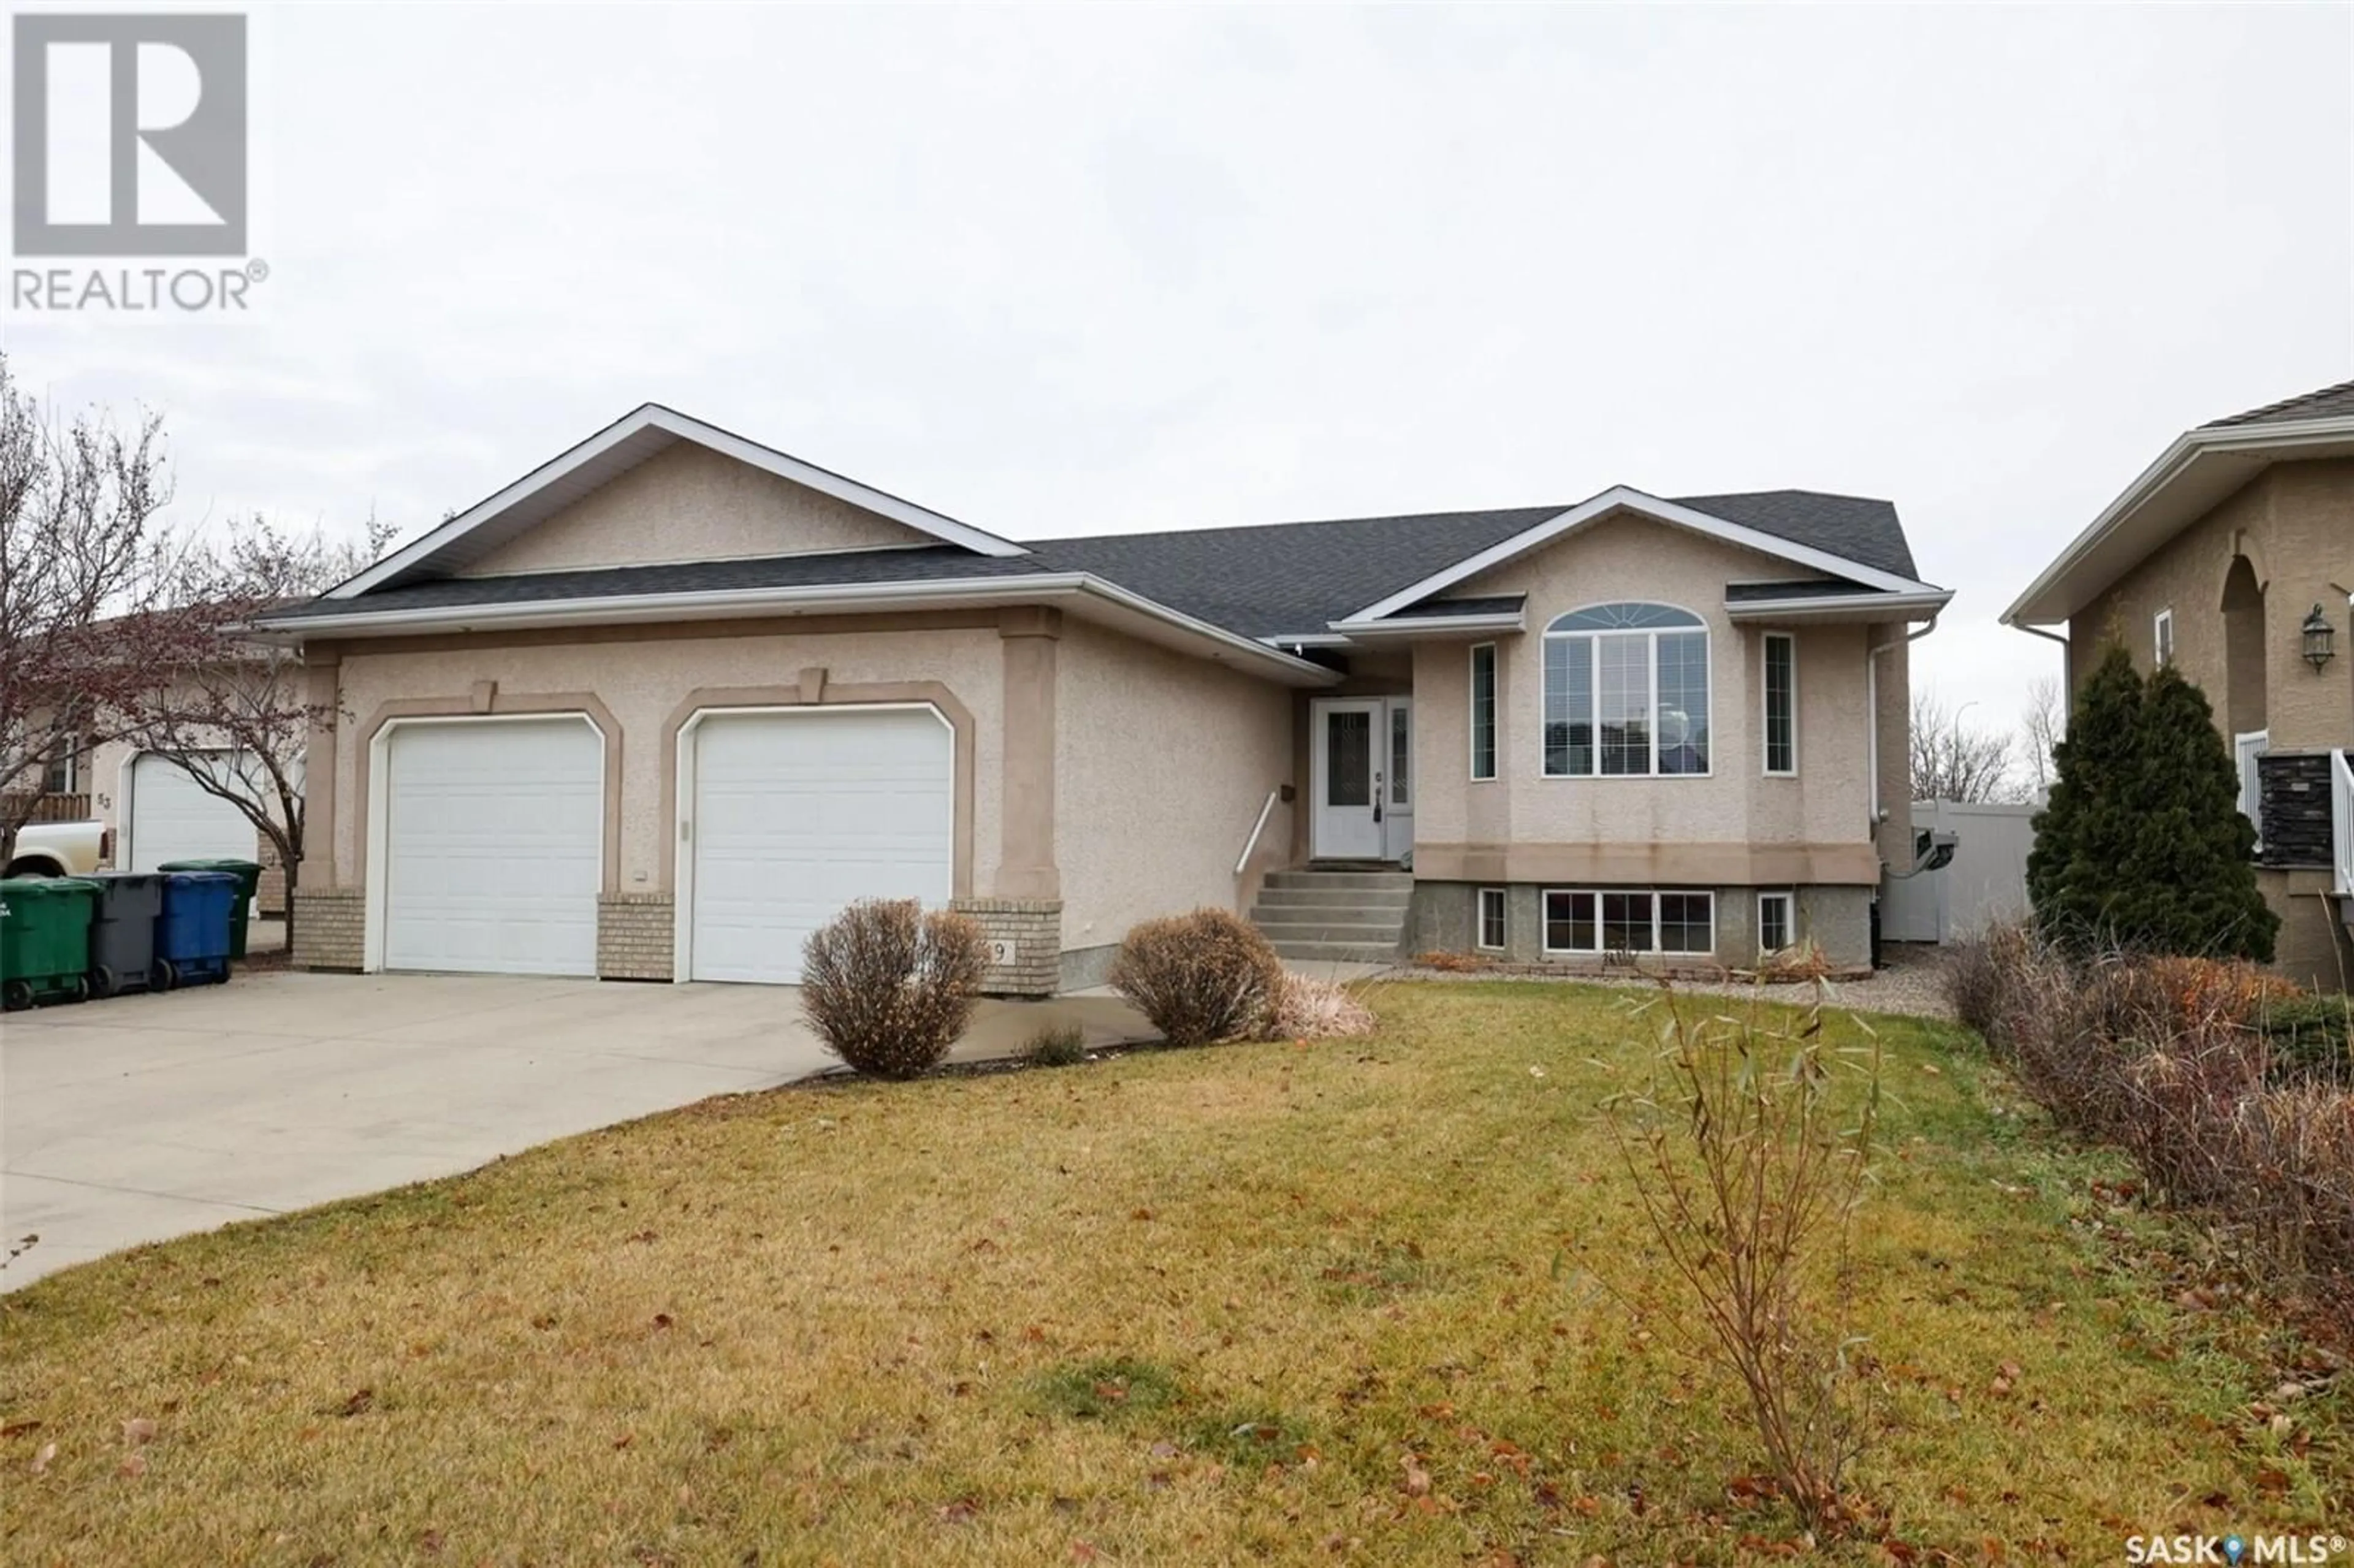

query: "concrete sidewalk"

left=1, top=970, right=1146, bottom=1289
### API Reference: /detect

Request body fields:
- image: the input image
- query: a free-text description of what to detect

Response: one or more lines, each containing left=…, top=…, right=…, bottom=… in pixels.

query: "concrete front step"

left=1249, top=917, right=1407, bottom=944
left=1252, top=885, right=1414, bottom=910
left=1266, top=940, right=1404, bottom=964
left=1261, top=869, right=1414, bottom=891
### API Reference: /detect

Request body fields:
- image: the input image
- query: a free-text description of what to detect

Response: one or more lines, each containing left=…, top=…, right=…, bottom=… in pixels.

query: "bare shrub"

left=1263, top=973, right=1376, bottom=1040
left=1025, top=1024, right=1088, bottom=1068
left=1109, top=908, right=1282, bottom=1046
left=801, top=900, right=988, bottom=1079
left=1957, top=921, right=2353, bottom=1292
left=1606, top=981, right=1880, bottom=1529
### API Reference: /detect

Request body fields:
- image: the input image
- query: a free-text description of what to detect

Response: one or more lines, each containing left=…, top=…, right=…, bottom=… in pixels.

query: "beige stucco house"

left=257, top=405, right=1950, bottom=994
left=2006, top=379, right=2354, bottom=988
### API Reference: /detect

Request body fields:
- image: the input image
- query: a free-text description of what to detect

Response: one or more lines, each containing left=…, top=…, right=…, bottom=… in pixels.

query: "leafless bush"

left=801, top=900, right=988, bottom=1079
left=1957, top=921, right=2353, bottom=1290
left=1025, top=1024, right=1088, bottom=1068
left=1109, top=908, right=1283, bottom=1046
left=1263, top=973, right=1376, bottom=1040
left=1606, top=981, right=1881, bottom=1530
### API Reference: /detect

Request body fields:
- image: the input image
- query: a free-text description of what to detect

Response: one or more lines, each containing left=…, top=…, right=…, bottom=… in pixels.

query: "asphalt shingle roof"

left=266, top=489, right=1929, bottom=641
left=2203, top=378, right=2354, bottom=429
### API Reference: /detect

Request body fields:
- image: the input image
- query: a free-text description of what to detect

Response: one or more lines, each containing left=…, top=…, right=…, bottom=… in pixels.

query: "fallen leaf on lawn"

left=613, top=1432, right=634, bottom=1450
left=652, top=1314, right=673, bottom=1330
left=1072, top=1543, right=1098, bottom=1562
left=117, top=1452, right=146, bottom=1478
left=333, top=1389, right=373, bottom=1419
left=938, top=1498, right=980, bottom=1524
left=1400, top=1455, right=1433, bottom=1496
left=0, top=1420, right=40, bottom=1439
left=121, top=1418, right=156, bottom=1445
left=417, top=1528, right=443, bottom=1555
left=29, top=1441, right=56, bottom=1475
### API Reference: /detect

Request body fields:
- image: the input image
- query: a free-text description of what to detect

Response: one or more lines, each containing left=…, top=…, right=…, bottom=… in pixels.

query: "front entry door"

left=1312, top=699, right=1385, bottom=860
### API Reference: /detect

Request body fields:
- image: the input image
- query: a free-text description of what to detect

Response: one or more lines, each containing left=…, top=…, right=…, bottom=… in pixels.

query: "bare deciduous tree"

left=0, top=354, right=191, bottom=862
left=1910, top=690, right=2023, bottom=804
left=2018, top=676, right=2063, bottom=796
left=115, top=514, right=395, bottom=946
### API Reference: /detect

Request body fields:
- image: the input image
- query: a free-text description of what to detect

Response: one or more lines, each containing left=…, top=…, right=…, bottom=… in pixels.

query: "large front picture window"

left=1542, top=603, right=1710, bottom=776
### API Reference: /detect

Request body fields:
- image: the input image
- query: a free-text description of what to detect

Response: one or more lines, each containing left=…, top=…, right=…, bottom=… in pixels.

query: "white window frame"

left=1756, top=891, right=1794, bottom=956
left=1539, top=888, right=1716, bottom=955
left=1476, top=886, right=1506, bottom=951
left=1761, top=631, right=1797, bottom=777
left=1469, top=643, right=1498, bottom=782
left=2154, top=607, right=2174, bottom=666
left=1540, top=604, right=1712, bottom=780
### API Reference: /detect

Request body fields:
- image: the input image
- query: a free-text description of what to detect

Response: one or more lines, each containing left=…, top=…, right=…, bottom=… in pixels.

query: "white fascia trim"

left=330, top=404, right=1023, bottom=599
left=1725, top=590, right=1953, bottom=620
left=2002, top=414, right=2354, bottom=626
left=1325, top=611, right=1528, bottom=638
left=265, top=573, right=1336, bottom=683
left=1348, top=485, right=1937, bottom=623
left=1260, top=632, right=1354, bottom=649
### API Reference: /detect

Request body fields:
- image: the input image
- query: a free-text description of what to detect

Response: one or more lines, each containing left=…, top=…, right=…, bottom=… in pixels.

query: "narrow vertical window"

left=1391, top=704, right=1411, bottom=806
left=1757, top=891, right=1793, bottom=955
left=2154, top=607, right=2174, bottom=666
left=1469, top=644, right=1497, bottom=780
left=1762, top=632, right=1796, bottom=775
left=1476, top=887, right=1506, bottom=950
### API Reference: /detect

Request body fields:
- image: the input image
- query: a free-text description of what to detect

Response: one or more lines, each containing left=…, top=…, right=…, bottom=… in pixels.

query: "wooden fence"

left=1, top=792, right=93, bottom=824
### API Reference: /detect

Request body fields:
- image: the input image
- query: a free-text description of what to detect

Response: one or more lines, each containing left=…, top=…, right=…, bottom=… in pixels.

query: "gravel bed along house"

left=1387, top=941, right=1959, bottom=1021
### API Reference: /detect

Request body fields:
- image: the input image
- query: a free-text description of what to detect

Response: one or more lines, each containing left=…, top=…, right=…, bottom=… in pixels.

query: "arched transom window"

left=1542, top=603, right=1710, bottom=777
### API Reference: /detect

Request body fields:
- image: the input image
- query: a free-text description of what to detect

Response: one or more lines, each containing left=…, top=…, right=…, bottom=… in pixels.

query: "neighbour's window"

left=1469, top=644, right=1497, bottom=780
left=1758, top=891, right=1794, bottom=956
left=1541, top=889, right=1715, bottom=954
left=42, top=735, right=85, bottom=795
left=1476, top=888, right=1506, bottom=951
left=1762, top=633, right=1796, bottom=775
left=2154, top=607, right=2174, bottom=666
left=1542, top=603, right=1710, bottom=777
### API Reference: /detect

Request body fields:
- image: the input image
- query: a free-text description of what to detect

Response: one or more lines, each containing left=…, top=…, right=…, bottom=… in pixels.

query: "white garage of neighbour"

left=125, top=753, right=259, bottom=872
left=373, top=716, right=604, bottom=977
left=679, top=705, right=954, bottom=985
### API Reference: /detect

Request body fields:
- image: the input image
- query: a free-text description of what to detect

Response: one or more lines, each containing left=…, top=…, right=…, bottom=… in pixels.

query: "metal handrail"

left=1236, top=787, right=1281, bottom=877
left=2332, top=748, right=2353, bottom=895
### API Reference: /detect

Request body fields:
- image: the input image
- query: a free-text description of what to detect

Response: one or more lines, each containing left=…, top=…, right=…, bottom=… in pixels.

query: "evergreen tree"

left=2117, top=663, right=2277, bottom=961
left=2026, top=643, right=2279, bottom=960
left=2028, top=642, right=2144, bottom=947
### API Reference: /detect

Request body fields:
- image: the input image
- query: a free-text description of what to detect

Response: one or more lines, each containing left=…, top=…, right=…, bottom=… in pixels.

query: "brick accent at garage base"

left=291, top=888, right=364, bottom=971
left=598, top=893, right=676, bottom=981
left=953, top=897, right=1061, bottom=997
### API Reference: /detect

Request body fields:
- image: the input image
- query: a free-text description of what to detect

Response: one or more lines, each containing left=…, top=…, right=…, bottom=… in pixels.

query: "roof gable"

left=329, top=404, right=1024, bottom=599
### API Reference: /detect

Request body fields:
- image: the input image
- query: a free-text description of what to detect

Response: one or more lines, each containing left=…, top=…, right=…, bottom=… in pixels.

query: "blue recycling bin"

left=154, top=870, right=238, bottom=988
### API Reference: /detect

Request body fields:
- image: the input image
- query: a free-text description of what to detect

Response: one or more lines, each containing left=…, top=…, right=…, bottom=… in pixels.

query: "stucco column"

left=996, top=607, right=1061, bottom=900
left=302, top=647, right=341, bottom=888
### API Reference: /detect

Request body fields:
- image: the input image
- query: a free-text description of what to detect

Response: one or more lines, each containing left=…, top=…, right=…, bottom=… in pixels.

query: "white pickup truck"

left=3, top=821, right=111, bottom=878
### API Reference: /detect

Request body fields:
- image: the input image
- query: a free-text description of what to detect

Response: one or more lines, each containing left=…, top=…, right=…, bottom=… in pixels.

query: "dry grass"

left=2, top=983, right=2346, bottom=1565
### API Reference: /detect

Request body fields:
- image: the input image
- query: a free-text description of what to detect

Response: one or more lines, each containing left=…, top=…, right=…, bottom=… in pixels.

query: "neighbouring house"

left=2005, top=379, right=2354, bottom=988
left=254, top=404, right=1951, bottom=994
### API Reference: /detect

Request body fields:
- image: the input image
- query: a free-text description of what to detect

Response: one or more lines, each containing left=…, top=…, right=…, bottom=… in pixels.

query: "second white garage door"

left=382, top=718, right=603, bottom=976
left=688, top=707, right=953, bottom=984
left=128, top=753, right=259, bottom=872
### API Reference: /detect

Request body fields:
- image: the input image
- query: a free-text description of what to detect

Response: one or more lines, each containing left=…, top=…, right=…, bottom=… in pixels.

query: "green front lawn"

left=3, top=983, right=2344, bottom=1564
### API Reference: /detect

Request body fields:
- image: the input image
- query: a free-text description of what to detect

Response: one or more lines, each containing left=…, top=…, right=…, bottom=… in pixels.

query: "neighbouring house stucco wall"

left=458, top=441, right=936, bottom=577
left=1407, top=512, right=1883, bottom=886
left=2067, top=462, right=2354, bottom=753
left=1054, top=617, right=1295, bottom=957
left=321, top=617, right=1007, bottom=902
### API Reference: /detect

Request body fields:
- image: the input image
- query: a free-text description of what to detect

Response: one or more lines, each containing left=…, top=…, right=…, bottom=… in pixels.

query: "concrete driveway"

left=1, top=970, right=1146, bottom=1290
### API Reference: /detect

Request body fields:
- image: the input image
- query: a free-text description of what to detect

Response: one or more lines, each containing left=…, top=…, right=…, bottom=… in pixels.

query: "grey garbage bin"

left=86, top=872, right=167, bottom=998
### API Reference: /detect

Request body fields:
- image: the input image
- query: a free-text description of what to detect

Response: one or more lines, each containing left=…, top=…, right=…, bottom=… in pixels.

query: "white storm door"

left=688, top=707, right=954, bottom=984
left=2236, top=730, right=2268, bottom=848
left=383, top=718, right=601, bottom=976
left=1382, top=698, right=1414, bottom=861
left=1311, top=699, right=1384, bottom=861
left=128, top=752, right=259, bottom=870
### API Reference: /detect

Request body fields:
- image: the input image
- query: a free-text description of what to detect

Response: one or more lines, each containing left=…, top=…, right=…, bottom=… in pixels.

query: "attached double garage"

left=367, top=707, right=953, bottom=984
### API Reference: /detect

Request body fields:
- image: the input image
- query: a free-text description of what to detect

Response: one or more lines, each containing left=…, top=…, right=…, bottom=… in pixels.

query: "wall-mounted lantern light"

left=2303, top=603, right=2336, bottom=672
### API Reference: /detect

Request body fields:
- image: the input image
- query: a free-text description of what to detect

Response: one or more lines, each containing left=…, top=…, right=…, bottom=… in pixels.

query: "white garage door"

left=383, top=718, right=602, bottom=976
left=689, top=707, right=953, bottom=984
left=129, top=753, right=259, bottom=872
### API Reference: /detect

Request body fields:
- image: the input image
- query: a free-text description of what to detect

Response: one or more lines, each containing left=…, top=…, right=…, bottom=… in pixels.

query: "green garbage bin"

left=0, top=877, right=100, bottom=1010
left=156, top=858, right=262, bottom=959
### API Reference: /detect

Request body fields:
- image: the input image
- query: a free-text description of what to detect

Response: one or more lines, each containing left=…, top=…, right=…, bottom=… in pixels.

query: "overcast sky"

left=6, top=2, right=2349, bottom=740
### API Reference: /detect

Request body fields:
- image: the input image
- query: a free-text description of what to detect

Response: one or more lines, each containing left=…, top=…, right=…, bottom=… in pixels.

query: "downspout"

left=2013, top=622, right=2072, bottom=721
left=1866, top=612, right=1941, bottom=827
